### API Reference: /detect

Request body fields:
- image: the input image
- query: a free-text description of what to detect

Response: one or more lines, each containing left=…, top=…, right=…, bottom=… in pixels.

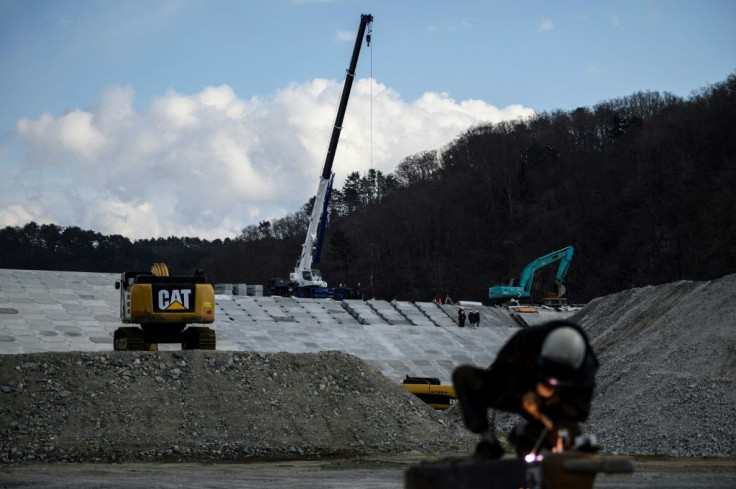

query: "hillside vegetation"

left=2, top=74, right=734, bottom=303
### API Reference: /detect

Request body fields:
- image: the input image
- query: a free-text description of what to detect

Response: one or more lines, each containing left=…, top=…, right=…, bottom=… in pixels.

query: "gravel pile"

left=575, top=274, right=736, bottom=457
left=0, top=350, right=474, bottom=463
left=444, top=274, right=736, bottom=458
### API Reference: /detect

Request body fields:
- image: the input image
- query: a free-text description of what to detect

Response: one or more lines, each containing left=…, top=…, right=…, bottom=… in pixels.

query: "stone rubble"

left=0, top=350, right=475, bottom=463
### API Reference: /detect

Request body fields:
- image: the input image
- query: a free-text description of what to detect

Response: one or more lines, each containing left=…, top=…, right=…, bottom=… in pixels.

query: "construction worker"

left=452, top=320, right=598, bottom=459
left=469, top=310, right=480, bottom=328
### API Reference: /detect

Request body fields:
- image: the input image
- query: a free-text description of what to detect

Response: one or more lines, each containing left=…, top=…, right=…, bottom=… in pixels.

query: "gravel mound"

left=575, top=274, right=736, bottom=457
left=0, top=350, right=474, bottom=463
left=445, top=274, right=736, bottom=458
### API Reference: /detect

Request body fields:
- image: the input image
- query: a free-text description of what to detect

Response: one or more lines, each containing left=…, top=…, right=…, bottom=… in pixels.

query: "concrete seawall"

left=0, top=269, right=575, bottom=383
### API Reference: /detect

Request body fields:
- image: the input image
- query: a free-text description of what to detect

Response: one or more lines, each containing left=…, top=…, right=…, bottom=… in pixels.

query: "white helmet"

left=539, top=325, right=586, bottom=383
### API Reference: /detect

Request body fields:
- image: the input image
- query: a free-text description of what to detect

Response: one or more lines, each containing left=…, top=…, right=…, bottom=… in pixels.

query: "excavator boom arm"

left=518, top=246, right=575, bottom=295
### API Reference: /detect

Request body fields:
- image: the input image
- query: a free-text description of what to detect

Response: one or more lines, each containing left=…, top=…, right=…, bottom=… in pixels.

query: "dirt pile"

left=575, top=274, right=736, bottom=457
left=0, top=350, right=474, bottom=463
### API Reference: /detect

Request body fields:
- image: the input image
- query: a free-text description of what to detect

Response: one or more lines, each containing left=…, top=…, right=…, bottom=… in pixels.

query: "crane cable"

left=368, top=21, right=375, bottom=297
left=369, top=22, right=374, bottom=173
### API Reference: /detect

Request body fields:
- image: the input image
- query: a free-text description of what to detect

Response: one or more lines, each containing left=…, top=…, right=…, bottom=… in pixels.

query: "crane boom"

left=322, top=13, right=373, bottom=179
left=290, top=13, right=373, bottom=291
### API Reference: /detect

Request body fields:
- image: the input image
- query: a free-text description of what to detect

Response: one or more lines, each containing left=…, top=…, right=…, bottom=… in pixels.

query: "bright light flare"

left=524, top=453, right=544, bottom=463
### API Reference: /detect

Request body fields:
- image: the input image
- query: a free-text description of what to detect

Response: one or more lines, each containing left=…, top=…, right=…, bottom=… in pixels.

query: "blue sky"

left=1, top=0, right=734, bottom=239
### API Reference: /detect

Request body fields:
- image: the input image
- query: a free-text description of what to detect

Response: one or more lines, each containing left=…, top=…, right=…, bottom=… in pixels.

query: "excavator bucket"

left=557, top=283, right=566, bottom=298
left=545, top=284, right=565, bottom=299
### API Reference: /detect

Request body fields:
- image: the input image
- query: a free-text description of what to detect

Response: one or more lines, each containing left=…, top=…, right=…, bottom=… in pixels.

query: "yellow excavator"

left=401, top=376, right=457, bottom=410
left=113, top=263, right=216, bottom=350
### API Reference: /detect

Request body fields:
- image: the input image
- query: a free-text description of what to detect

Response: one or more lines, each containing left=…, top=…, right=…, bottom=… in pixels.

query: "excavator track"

left=182, top=327, right=216, bottom=350
left=114, top=327, right=148, bottom=351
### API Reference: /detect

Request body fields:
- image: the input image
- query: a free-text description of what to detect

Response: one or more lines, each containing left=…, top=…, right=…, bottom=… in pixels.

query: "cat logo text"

left=153, top=286, right=195, bottom=312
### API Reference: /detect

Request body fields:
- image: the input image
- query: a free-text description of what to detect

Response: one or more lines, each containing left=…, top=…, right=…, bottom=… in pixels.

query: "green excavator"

left=489, top=246, right=574, bottom=304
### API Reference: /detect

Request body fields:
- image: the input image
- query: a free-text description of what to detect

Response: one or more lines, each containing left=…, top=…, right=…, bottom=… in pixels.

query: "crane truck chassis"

left=267, top=276, right=357, bottom=301
left=113, top=263, right=216, bottom=351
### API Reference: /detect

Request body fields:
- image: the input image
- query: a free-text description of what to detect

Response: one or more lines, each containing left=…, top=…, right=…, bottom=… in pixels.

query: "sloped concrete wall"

left=0, top=269, right=574, bottom=383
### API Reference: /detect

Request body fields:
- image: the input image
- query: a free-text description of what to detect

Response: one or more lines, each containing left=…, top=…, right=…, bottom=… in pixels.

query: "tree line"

left=0, top=223, right=224, bottom=277
left=2, top=73, right=734, bottom=304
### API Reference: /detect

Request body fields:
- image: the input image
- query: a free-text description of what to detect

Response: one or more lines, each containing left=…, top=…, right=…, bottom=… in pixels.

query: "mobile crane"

left=268, top=14, right=372, bottom=301
left=489, top=246, right=574, bottom=303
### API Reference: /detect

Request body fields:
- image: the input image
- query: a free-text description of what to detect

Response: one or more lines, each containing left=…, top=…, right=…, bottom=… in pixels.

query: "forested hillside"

left=2, top=74, right=734, bottom=303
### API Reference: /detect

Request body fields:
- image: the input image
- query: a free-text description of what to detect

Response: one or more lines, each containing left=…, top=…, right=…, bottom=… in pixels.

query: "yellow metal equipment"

left=402, top=376, right=457, bottom=410
left=113, top=263, right=216, bottom=350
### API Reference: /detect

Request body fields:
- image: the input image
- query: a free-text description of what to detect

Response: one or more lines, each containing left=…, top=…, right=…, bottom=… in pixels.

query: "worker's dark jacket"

left=452, top=320, right=598, bottom=433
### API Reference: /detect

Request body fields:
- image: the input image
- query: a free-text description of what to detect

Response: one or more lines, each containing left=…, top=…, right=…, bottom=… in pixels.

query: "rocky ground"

left=1, top=274, right=734, bottom=464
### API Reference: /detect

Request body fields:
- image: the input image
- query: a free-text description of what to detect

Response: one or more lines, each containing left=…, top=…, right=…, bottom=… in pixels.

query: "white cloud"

left=611, top=14, right=620, bottom=27
left=538, top=19, right=554, bottom=32
left=0, top=204, right=44, bottom=227
left=292, top=0, right=338, bottom=4
left=1, top=81, right=534, bottom=240
left=17, top=110, right=107, bottom=160
left=336, top=30, right=354, bottom=42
